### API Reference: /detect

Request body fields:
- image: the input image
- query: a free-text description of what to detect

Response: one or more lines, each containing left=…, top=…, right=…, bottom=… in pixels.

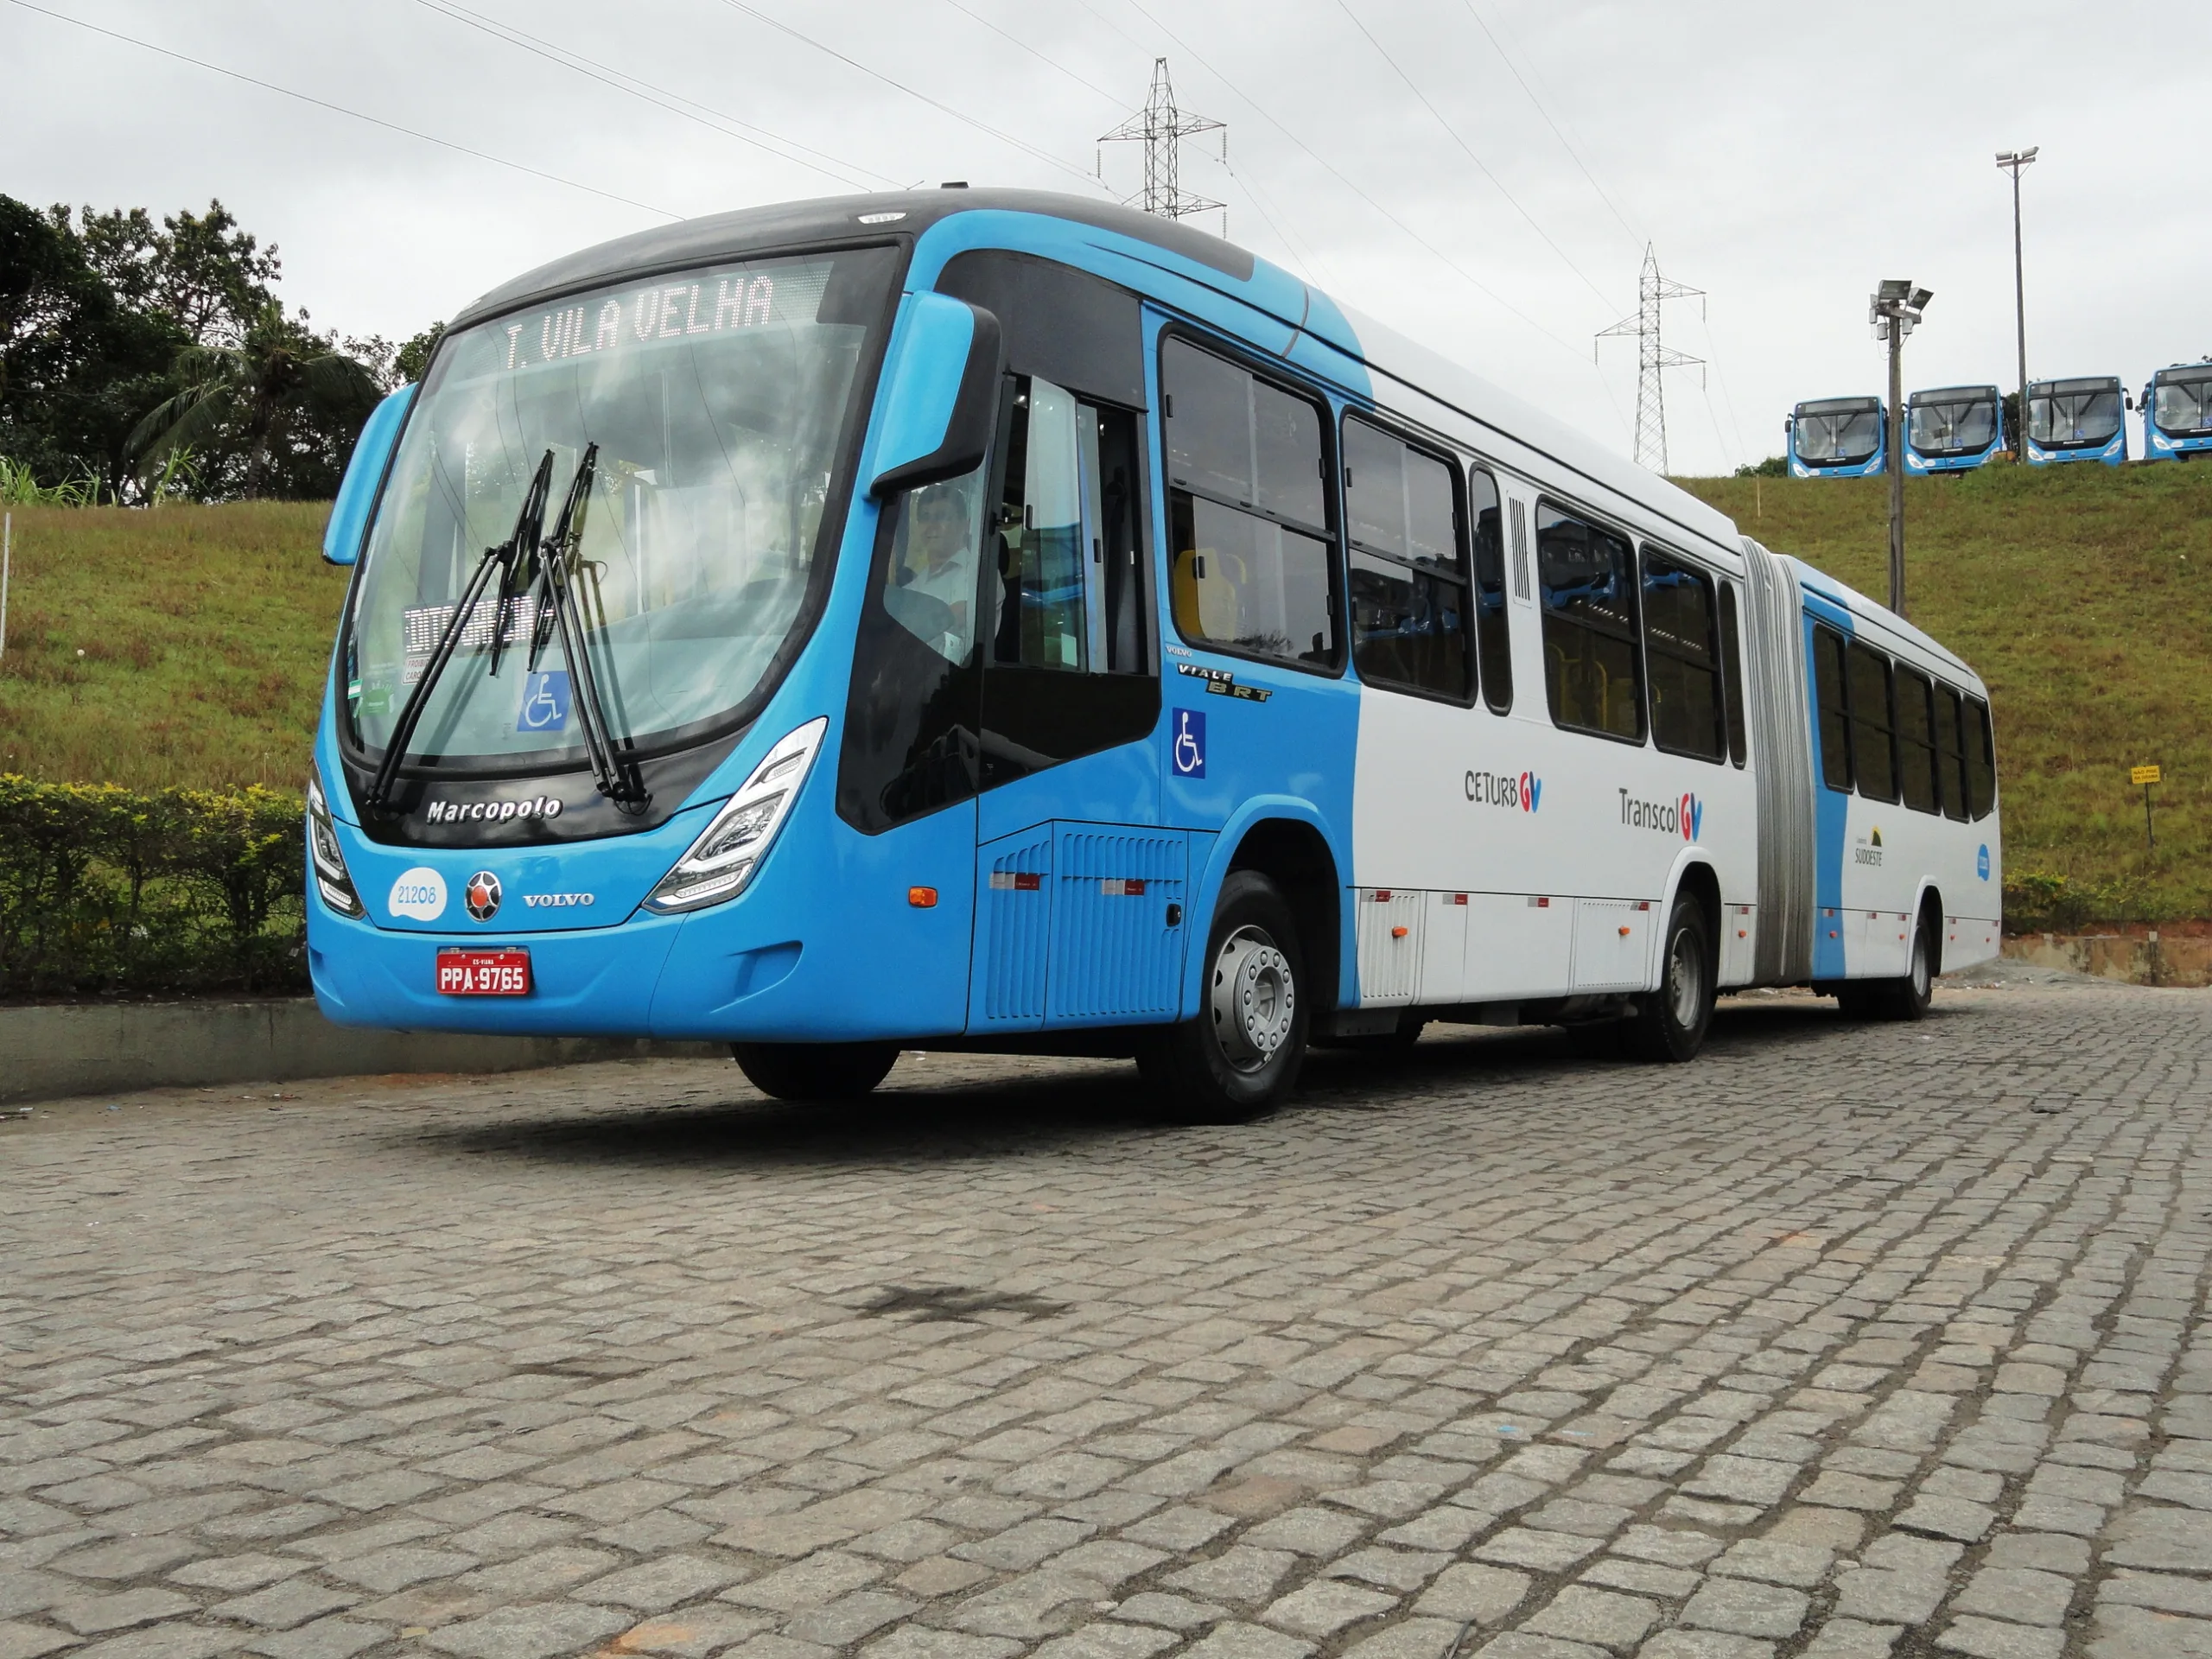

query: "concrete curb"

left=3, top=999, right=727, bottom=1104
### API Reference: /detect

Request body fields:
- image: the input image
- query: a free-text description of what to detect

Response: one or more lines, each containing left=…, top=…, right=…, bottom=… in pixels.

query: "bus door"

left=968, top=374, right=1180, bottom=1032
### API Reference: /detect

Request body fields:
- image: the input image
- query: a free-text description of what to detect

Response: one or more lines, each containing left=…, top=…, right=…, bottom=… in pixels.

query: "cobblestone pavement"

left=7, top=982, right=2211, bottom=1659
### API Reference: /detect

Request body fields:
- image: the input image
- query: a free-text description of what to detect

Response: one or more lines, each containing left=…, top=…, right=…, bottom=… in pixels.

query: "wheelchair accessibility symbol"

left=518, top=670, right=571, bottom=734
left=1171, top=709, right=1205, bottom=779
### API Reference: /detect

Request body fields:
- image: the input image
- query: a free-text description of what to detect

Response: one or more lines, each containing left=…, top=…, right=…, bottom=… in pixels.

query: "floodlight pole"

left=1998, top=149, right=2037, bottom=455
left=1886, top=315, right=1906, bottom=615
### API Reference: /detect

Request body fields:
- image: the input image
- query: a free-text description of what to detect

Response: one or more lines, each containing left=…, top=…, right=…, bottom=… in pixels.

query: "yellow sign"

left=2132, top=765, right=2162, bottom=786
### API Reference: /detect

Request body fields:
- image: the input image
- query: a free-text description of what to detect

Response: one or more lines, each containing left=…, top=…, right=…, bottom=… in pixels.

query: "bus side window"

left=1718, top=582, right=1748, bottom=766
left=1934, top=683, right=1969, bottom=820
left=1536, top=501, right=1643, bottom=742
left=1344, top=416, right=1469, bottom=701
left=1163, top=338, right=1338, bottom=671
left=1471, top=469, right=1511, bottom=713
left=1847, top=642, right=1898, bottom=803
left=1895, top=667, right=1940, bottom=815
left=1966, top=696, right=1998, bottom=819
left=1641, top=548, right=1725, bottom=763
left=1811, top=626, right=1853, bottom=791
left=987, top=378, right=1148, bottom=677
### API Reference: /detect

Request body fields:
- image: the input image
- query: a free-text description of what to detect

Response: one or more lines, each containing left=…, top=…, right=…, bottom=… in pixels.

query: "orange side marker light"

left=908, top=887, right=938, bottom=908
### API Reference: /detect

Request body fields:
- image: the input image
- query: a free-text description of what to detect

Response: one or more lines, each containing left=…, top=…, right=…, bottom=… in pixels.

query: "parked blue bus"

left=309, top=188, right=2003, bottom=1121
left=2024, top=375, right=2127, bottom=467
left=2143, top=360, right=2212, bottom=462
left=1786, top=396, right=1886, bottom=478
left=1904, top=385, right=2001, bottom=474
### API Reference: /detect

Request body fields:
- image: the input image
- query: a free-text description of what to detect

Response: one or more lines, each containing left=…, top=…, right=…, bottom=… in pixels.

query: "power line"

left=1458, top=0, right=1643, bottom=251
left=714, top=0, right=1108, bottom=193
left=1332, top=0, right=1618, bottom=312
left=416, top=0, right=899, bottom=192
left=8, top=0, right=678, bottom=219
left=1109, top=0, right=1607, bottom=378
left=938, top=0, right=1132, bottom=111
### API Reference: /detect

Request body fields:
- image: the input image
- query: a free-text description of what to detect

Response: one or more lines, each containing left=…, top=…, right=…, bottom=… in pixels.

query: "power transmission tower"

left=1596, top=246, right=1705, bottom=474
left=1099, top=59, right=1225, bottom=229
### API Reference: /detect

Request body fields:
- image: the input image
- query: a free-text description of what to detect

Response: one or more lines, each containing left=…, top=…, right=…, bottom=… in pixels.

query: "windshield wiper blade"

left=366, top=449, right=553, bottom=813
left=523, top=444, right=646, bottom=807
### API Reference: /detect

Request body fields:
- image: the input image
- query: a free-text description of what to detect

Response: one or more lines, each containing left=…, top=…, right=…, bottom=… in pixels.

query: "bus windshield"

left=1795, top=400, right=1881, bottom=465
left=2154, top=375, right=2212, bottom=435
left=345, top=245, right=895, bottom=770
left=2029, top=380, right=2121, bottom=447
left=1908, top=394, right=1998, bottom=455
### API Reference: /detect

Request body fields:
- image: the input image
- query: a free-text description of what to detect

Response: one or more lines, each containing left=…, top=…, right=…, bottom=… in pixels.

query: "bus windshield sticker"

left=518, top=671, right=571, bottom=734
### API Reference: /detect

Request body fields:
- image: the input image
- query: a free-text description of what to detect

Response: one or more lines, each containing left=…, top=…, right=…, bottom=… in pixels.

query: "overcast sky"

left=8, top=0, right=2208, bottom=475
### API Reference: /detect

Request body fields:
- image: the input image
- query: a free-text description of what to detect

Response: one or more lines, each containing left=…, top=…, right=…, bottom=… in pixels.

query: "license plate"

left=436, top=947, right=531, bottom=995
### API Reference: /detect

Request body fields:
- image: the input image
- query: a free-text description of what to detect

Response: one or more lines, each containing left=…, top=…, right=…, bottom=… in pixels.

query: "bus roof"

left=450, top=188, right=1746, bottom=564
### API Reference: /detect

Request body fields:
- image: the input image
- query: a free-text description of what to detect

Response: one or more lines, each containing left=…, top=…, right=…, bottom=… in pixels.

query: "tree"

left=124, top=301, right=382, bottom=499
left=79, top=200, right=279, bottom=347
left=0, top=198, right=184, bottom=499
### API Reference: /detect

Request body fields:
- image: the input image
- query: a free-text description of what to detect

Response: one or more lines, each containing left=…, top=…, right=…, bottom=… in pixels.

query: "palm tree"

left=125, top=301, right=382, bottom=499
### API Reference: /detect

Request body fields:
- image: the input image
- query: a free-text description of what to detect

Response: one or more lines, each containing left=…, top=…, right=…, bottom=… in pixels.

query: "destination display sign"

left=492, top=258, right=835, bottom=378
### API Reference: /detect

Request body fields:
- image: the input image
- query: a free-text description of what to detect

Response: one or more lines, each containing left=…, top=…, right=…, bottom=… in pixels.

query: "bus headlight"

left=644, top=717, right=827, bottom=914
left=307, top=772, right=365, bottom=918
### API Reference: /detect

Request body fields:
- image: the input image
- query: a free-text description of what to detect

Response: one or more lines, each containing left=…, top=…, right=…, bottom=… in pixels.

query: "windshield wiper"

left=518, top=443, right=645, bottom=808
left=365, top=446, right=645, bottom=814
left=366, top=450, right=554, bottom=813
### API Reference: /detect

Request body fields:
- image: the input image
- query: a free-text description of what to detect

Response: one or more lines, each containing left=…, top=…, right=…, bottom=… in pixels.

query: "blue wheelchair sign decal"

left=1171, top=709, right=1205, bottom=779
left=1977, top=843, right=1990, bottom=880
left=518, top=670, right=571, bottom=734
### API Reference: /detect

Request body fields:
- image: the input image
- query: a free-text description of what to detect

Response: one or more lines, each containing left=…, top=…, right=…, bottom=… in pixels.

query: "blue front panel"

left=2026, top=432, right=2126, bottom=467
left=972, top=825, right=1053, bottom=1030
left=1048, top=826, right=1187, bottom=1024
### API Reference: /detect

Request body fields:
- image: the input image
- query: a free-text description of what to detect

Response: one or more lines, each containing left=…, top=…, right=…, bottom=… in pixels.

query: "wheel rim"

left=1210, top=925, right=1295, bottom=1072
left=1667, top=924, right=1704, bottom=1030
left=1911, top=927, right=1930, bottom=998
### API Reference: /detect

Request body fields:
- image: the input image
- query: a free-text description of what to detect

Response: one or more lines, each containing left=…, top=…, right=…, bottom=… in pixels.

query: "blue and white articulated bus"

left=2024, top=374, right=2128, bottom=467
left=2143, top=360, right=2212, bottom=462
left=308, top=188, right=2003, bottom=1121
left=1904, top=385, right=2002, bottom=474
left=1785, top=396, right=1887, bottom=478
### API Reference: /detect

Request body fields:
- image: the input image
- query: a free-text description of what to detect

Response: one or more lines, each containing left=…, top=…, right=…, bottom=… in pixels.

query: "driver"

left=896, top=478, right=979, bottom=644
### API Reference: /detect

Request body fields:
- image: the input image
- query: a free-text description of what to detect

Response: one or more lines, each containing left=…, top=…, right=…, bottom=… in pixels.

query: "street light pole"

left=1887, top=313, right=1905, bottom=613
left=1871, top=281, right=1932, bottom=618
left=1997, top=148, right=2037, bottom=456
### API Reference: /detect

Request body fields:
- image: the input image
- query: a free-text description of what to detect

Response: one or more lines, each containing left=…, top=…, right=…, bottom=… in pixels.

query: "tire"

left=1136, top=870, right=1309, bottom=1123
left=1837, top=910, right=1937, bottom=1023
left=731, top=1041, right=899, bottom=1101
left=1884, top=912, right=1936, bottom=1020
left=1625, top=893, right=1715, bottom=1063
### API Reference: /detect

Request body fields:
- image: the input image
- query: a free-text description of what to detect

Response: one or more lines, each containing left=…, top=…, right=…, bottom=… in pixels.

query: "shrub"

left=0, top=775, right=305, bottom=997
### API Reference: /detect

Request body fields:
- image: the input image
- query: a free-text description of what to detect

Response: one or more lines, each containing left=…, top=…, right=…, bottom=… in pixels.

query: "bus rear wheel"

left=1626, top=893, right=1715, bottom=1063
left=732, top=1041, right=899, bottom=1101
left=1137, top=871, right=1308, bottom=1123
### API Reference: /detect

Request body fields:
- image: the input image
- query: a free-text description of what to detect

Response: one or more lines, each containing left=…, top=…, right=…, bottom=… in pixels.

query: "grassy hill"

left=1, top=462, right=2208, bottom=918
left=1677, top=463, right=2212, bottom=921
left=0, top=503, right=346, bottom=791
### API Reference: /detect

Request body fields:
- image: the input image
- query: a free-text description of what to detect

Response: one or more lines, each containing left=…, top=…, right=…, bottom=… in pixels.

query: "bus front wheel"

left=732, top=1041, right=899, bottom=1101
left=1137, top=871, right=1309, bottom=1123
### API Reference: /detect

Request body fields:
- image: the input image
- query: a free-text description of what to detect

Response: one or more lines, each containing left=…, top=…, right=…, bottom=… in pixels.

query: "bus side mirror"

left=323, top=383, right=416, bottom=566
left=868, top=294, right=1003, bottom=499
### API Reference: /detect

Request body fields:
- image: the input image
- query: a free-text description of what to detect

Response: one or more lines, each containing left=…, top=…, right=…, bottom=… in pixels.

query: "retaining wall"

left=2, top=999, right=724, bottom=1104
left=2001, top=927, right=2212, bottom=988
